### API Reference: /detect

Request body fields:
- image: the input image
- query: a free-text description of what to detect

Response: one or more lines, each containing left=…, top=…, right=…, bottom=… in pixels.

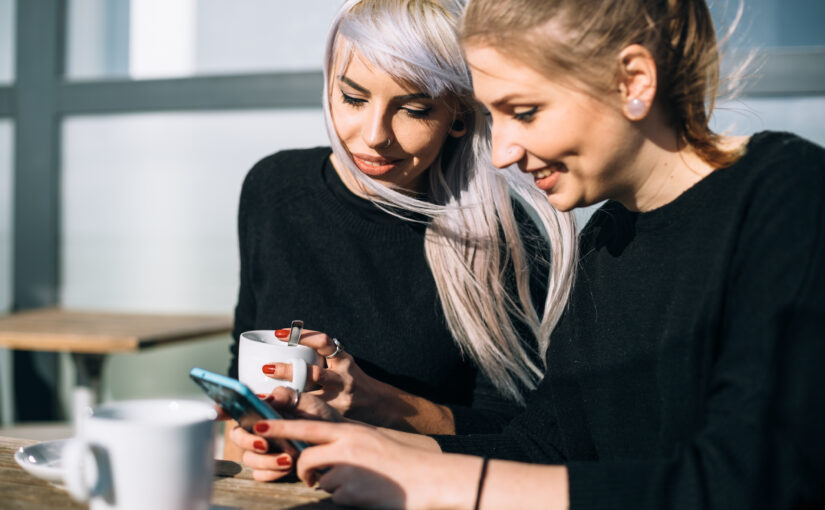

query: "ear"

left=448, top=117, right=468, bottom=138
left=616, top=44, right=657, bottom=121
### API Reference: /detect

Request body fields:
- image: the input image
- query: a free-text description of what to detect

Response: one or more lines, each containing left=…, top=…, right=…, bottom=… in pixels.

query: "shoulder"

left=242, top=146, right=332, bottom=193
left=726, top=131, right=825, bottom=190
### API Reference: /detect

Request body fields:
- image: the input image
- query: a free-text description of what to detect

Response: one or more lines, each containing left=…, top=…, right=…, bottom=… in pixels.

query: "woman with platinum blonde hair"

left=224, top=0, right=576, bottom=467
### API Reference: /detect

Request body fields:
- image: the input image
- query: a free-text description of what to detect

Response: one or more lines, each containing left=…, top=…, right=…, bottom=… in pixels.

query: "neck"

left=617, top=113, right=717, bottom=212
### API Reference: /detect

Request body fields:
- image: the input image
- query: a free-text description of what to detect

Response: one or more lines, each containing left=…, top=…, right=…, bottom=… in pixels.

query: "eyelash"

left=340, top=91, right=432, bottom=119
left=513, top=106, right=538, bottom=123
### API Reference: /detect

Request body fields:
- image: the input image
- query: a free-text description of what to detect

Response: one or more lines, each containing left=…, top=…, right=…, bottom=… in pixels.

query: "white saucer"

left=14, top=439, right=69, bottom=484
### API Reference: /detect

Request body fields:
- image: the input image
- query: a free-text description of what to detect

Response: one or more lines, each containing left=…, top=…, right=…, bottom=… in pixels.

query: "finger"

left=252, top=469, right=293, bottom=483
left=262, top=362, right=293, bottom=381
left=316, top=465, right=347, bottom=493
left=274, top=328, right=339, bottom=357
left=271, top=387, right=343, bottom=422
left=315, top=366, right=343, bottom=389
left=229, top=425, right=270, bottom=454
left=263, top=363, right=326, bottom=385
left=252, top=418, right=352, bottom=445
left=294, top=444, right=342, bottom=486
left=241, top=450, right=294, bottom=472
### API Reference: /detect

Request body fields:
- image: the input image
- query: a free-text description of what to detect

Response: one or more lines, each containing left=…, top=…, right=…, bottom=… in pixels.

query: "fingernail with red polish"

left=274, top=329, right=290, bottom=339
left=262, top=364, right=276, bottom=375
left=253, top=440, right=266, bottom=451
left=256, top=393, right=267, bottom=399
left=254, top=422, right=269, bottom=433
left=277, top=455, right=291, bottom=467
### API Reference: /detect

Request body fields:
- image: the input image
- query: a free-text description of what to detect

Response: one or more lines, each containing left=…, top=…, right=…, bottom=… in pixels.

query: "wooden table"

left=0, top=308, right=233, bottom=425
left=1, top=436, right=340, bottom=509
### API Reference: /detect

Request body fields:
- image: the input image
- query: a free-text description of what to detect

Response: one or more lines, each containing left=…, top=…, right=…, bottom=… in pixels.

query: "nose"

left=490, top=125, right=525, bottom=169
left=362, top=106, right=393, bottom=149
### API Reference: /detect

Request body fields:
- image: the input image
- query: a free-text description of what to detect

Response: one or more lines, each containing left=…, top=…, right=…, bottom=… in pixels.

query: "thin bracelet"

left=474, top=456, right=490, bottom=510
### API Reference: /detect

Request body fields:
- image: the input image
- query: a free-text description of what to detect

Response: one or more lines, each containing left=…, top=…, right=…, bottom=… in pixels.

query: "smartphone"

left=189, top=367, right=308, bottom=454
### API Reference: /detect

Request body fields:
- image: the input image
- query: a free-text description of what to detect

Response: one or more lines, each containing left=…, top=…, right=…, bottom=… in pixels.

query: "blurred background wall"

left=0, top=0, right=824, bottom=426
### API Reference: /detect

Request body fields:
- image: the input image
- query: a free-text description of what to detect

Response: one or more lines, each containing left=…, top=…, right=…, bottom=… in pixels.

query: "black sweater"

left=435, top=132, right=825, bottom=509
left=230, top=147, right=537, bottom=433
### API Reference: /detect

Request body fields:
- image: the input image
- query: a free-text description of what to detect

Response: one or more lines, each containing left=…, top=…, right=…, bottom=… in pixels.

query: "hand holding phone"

left=189, top=367, right=308, bottom=455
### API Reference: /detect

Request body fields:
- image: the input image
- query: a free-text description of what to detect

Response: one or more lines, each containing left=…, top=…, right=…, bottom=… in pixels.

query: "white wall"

left=0, top=0, right=14, bottom=83
left=59, top=109, right=328, bottom=406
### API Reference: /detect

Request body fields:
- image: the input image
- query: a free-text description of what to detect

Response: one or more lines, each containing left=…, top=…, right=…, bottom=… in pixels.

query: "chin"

left=547, top=194, right=576, bottom=212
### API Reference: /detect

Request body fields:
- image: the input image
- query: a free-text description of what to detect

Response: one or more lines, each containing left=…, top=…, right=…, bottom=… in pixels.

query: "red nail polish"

left=256, top=393, right=267, bottom=399
left=254, top=422, right=269, bottom=433
left=253, top=440, right=266, bottom=450
left=262, top=364, right=276, bottom=375
left=274, top=329, right=290, bottom=339
left=277, top=455, right=291, bottom=467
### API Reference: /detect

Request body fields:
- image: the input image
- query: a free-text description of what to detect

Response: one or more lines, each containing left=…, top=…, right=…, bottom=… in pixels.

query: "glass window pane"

left=61, top=110, right=328, bottom=313
left=66, top=0, right=340, bottom=80
left=0, top=0, right=14, bottom=83
left=712, top=96, right=825, bottom=147
left=710, top=0, right=825, bottom=49
left=0, top=120, right=12, bottom=312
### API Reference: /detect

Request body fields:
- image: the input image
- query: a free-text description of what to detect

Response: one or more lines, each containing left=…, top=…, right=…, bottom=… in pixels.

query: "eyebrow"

left=487, top=93, right=527, bottom=108
left=338, top=75, right=431, bottom=102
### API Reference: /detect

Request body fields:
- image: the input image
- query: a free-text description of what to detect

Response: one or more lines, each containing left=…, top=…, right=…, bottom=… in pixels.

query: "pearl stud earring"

left=627, top=98, right=646, bottom=120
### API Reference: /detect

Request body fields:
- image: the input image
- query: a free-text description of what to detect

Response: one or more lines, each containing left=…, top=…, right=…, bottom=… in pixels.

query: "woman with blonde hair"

left=234, top=0, right=825, bottom=508
left=224, top=0, right=576, bottom=468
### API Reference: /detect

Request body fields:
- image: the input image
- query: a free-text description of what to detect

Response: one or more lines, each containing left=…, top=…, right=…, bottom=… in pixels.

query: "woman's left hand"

left=262, top=328, right=393, bottom=423
left=227, top=387, right=345, bottom=481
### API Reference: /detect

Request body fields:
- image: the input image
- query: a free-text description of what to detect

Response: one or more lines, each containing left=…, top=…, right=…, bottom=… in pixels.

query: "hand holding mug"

left=261, top=327, right=391, bottom=423
left=238, top=330, right=324, bottom=395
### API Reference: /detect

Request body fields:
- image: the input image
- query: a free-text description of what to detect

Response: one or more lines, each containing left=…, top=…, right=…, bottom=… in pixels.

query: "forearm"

left=420, top=454, right=569, bottom=510
left=376, top=426, right=443, bottom=452
left=478, top=460, right=568, bottom=510
left=359, top=378, right=456, bottom=434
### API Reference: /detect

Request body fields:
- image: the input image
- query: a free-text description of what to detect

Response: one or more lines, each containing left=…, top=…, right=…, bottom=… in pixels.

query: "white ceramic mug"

left=239, top=330, right=323, bottom=394
left=62, top=399, right=216, bottom=510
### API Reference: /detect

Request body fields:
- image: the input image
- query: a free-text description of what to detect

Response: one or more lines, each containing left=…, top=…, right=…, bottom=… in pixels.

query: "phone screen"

left=189, top=367, right=308, bottom=454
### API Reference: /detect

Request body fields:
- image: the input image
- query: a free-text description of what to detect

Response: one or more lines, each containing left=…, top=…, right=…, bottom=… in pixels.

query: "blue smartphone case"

left=189, top=367, right=308, bottom=452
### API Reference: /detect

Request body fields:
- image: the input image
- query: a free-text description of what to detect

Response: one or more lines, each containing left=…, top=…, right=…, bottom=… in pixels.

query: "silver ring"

left=383, top=137, right=392, bottom=148
left=289, top=389, right=300, bottom=410
left=326, top=338, right=344, bottom=359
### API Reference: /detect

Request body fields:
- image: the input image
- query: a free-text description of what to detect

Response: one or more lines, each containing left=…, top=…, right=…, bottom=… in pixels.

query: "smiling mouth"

left=352, top=153, right=404, bottom=175
left=532, top=162, right=566, bottom=179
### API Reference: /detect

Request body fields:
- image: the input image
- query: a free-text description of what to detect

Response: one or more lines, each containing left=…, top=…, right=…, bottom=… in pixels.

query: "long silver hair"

left=323, top=0, right=577, bottom=403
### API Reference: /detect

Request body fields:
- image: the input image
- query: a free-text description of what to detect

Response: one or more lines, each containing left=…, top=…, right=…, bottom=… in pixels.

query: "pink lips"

left=352, top=153, right=403, bottom=176
left=529, top=162, right=566, bottom=193
left=533, top=170, right=561, bottom=192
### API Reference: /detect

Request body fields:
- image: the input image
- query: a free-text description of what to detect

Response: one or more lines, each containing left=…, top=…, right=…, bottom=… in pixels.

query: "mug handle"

left=289, top=358, right=308, bottom=392
left=62, top=439, right=100, bottom=502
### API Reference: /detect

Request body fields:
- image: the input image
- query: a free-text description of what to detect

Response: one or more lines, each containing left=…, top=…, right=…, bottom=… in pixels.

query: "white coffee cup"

left=62, top=399, right=216, bottom=510
left=239, top=329, right=323, bottom=394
